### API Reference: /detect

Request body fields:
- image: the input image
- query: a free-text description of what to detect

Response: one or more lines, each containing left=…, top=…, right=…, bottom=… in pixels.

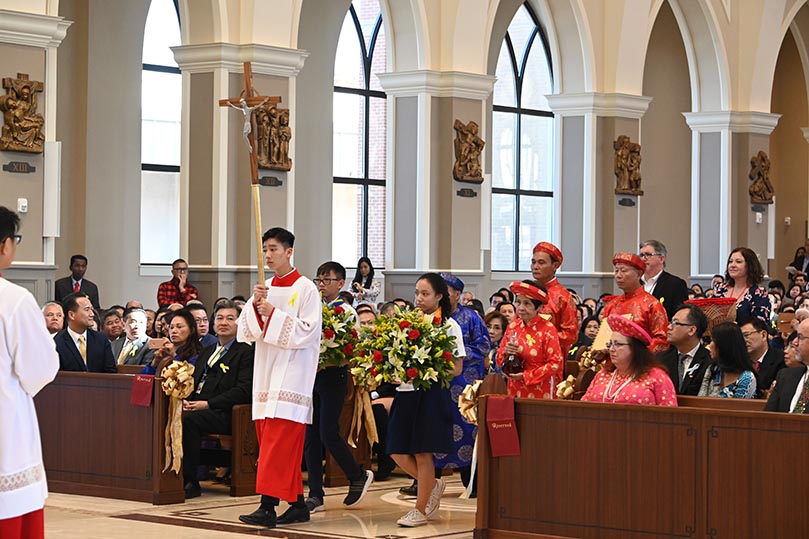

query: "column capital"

left=545, top=92, right=652, bottom=119
left=376, top=70, right=495, bottom=100
left=0, top=10, right=72, bottom=48
left=683, top=111, right=781, bottom=135
left=171, top=43, right=309, bottom=77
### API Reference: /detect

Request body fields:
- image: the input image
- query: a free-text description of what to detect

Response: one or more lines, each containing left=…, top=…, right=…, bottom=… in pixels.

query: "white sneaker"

left=424, top=478, right=446, bottom=519
left=397, top=508, right=428, bottom=527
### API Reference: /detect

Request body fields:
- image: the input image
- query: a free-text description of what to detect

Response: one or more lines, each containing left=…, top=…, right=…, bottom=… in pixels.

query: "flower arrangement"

left=351, top=307, right=458, bottom=390
left=320, top=303, right=359, bottom=368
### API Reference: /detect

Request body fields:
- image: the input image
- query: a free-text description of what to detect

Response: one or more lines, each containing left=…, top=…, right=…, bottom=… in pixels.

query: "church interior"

left=3, top=0, right=809, bottom=538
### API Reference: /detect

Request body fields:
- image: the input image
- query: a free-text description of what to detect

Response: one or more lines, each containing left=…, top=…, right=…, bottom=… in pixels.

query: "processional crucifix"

left=219, top=62, right=281, bottom=283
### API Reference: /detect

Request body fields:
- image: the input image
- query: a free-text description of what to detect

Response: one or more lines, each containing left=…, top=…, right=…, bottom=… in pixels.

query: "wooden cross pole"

left=218, top=62, right=281, bottom=284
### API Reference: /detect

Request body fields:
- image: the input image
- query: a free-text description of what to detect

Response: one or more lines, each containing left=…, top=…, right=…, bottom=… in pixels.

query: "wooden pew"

left=35, top=372, right=183, bottom=504
left=475, top=396, right=809, bottom=539
left=199, top=404, right=258, bottom=496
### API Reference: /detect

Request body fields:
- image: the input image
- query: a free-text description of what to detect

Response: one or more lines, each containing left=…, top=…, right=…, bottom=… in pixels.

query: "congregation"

left=7, top=201, right=809, bottom=534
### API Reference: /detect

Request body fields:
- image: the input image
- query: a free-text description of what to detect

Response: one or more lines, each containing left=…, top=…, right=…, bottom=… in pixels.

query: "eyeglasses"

left=193, top=317, right=208, bottom=324
left=638, top=252, right=661, bottom=259
left=313, top=278, right=338, bottom=285
left=741, top=331, right=762, bottom=339
left=797, top=334, right=809, bottom=342
left=3, top=234, right=21, bottom=245
left=669, top=321, right=694, bottom=328
left=606, top=341, right=630, bottom=349
left=173, top=267, right=189, bottom=272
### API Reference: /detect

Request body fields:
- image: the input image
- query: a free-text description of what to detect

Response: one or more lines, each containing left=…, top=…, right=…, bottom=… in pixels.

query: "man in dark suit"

left=639, top=240, right=689, bottom=320
left=54, top=293, right=116, bottom=373
left=766, top=318, right=809, bottom=412
left=658, top=304, right=711, bottom=395
left=54, top=255, right=100, bottom=309
left=740, top=317, right=785, bottom=392
left=182, top=300, right=253, bottom=499
left=111, top=308, right=157, bottom=366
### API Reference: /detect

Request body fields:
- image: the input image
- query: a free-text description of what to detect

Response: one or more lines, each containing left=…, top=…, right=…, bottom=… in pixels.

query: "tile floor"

left=45, top=475, right=475, bottom=539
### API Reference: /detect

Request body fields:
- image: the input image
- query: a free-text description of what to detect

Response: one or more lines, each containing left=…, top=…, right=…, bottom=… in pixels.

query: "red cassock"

left=602, top=287, right=669, bottom=351
left=497, top=315, right=564, bottom=399
left=541, top=278, right=579, bottom=356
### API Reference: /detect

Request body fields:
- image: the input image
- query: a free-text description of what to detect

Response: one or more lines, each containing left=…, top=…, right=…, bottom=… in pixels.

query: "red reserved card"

left=130, top=374, right=154, bottom=407
left=486, top=395, right=520, bottom=457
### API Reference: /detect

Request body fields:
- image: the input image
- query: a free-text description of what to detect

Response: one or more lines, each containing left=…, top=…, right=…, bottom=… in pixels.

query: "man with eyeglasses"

left=639, top=240, right=688, bottom=320
left=187, top=303, right=218, bottom=348
left=157, top=258, right=199, bottom=308
left=658, top=304, right=711, bottom=395
left=765, top=318, right=809, bottom=413
left=302, top=261, right=373, bottom=515
left=740, top=317, right=784, bottom=393
left=0, top=207, right=59, bottom=538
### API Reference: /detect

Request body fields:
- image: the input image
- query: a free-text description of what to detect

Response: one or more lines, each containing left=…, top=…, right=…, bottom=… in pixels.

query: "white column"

left=683, top=111, right=780, bottom=278
left=172, top=43, right=308, bottom=267
left=546, top=93, right=652, bottom=273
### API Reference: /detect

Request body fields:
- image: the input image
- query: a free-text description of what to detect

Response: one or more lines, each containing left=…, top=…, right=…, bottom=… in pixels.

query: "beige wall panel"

left=188, top=71, right=214, bottom=266
left=770, top=29, right=808, bottom=282
left=640, top=1, right=692, bottom=280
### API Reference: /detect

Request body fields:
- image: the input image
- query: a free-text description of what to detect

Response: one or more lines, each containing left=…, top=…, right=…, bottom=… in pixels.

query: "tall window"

left=491, top=3, right=554, bottom=272
left=140, top=0, right=181, bottom=264
left=332, top=0, right=387, bottom=269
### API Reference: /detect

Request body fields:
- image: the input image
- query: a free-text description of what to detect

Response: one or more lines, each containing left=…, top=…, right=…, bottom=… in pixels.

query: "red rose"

left=407, top=329, right=421, bottom=340
left=372, top=350, right=383, bottom=362
left=398, top=320, right=411, bottom=330
left=351, top=329, right=358, bottom=338
left=343, top=343, right=354, bottom=355
left=333, top=306, right=345, bottom=314
left=406, top=367, right=418, bottom=379
left=433, top=315, right=441, bottom=325
left=323, top=328, right=335, bottom=340
left=370, top=367, right=378, bottom=377
left=442, top=351, right=453, bottom=361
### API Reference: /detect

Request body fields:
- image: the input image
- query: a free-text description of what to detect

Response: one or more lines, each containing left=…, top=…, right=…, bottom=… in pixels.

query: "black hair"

left=710, top=322, right=756, bottom=375
left=102, top=309, right=122, bottom=322
left=110, top=304, right=125, bottom=313
left=69, top=254, right=88, bottom=267
left=497, top=288, right=514, bottom=303
left=171, top=258, right=187, bottom=267
left=352, top=256, right=375, bottom=289
left=213, top=299, right=242, bottom=317
left=61, top=292, right=86, bottom=314
left=488, top=291, right=506, bottom=304
left=497, top=302, right=515, bottom=313
left=0, top=206, right=20, bottom=243
left=262, top=227, right=295, bottom=248
left=167, top=308, right=202, bottom=361
left=769, top=279, right=785, bottom=291
left=577, top=315, right=600, bottom=346
left=469, top=298, right=485, bottom=318
left=672, top=303, right=709, bottom=339
left=230, top=295, right=247, bottom=302
left=741, top=316, right=771, bottom=335
left=416, top=273, right=452, bottom=323
left=186, top=303, right=208, bottom=315
left=317, top=261, right=346, bottom=280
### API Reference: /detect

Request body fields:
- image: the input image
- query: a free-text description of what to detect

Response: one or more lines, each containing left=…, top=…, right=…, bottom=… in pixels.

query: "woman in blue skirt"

left=388, top=273, right=466, bottom=527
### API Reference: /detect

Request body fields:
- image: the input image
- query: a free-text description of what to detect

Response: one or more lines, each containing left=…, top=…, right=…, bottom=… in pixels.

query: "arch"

left=622, top=0, right=729, bottom=112
left=486, top=0, right=592, bottom=94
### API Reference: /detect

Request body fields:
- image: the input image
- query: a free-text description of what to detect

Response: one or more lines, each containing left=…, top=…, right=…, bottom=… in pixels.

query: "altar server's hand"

left=253, top=284, right=269, bottom=303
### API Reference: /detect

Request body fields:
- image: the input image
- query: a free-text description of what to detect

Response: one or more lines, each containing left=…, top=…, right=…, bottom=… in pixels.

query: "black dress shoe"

left=238, top=507, right=276, bottom=528
left=184, top=481, right=201, bottom=499
left=277, top=504, right=310, bottom=525
left=399, top=479, right=418, bottom=496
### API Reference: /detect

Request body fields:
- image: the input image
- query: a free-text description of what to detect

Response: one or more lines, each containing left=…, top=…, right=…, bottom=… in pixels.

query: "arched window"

left=332, top=0, right=387, bottom=269
left=140, top=0, right=181, bottom=264
left=491, top=3, right=554, bottom=272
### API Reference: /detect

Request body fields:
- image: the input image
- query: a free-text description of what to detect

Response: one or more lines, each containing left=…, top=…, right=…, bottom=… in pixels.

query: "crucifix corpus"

left=218, top=62, right=282, bottom=283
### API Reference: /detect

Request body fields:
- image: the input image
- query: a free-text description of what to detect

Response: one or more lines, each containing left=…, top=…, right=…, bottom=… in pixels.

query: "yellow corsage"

left=219, top=363, right=229, bottom=373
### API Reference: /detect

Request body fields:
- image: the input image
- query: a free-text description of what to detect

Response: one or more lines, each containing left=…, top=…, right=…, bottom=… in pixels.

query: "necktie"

left=117, top=340, right=134, bottom=365
left=791, top=373, right=809, bottom=413
left=754, top=361, right=761, bottom=373
left=207, top=345, right=225, bottom=367
left=678, top=353, right=688, bottom=386
left=73, top=281, right=80, bottom=293
left=78, top=335, right=87, bottom=364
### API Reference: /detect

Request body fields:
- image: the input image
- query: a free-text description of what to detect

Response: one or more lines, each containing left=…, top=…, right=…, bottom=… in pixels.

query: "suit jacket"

left=54, top=328, right=117, bottom=373
left=765, top=365, right=809, bottom=412
left=658, top=344, right=712, bottom=395
left=188, top=340, right=254, bottom=413
left=649, top=271, right=689, bottom=320
left=111, top=336, right=156, bottom=366
left=789, top=254, right=809, bottom=276
left=54, top=277, right=100, bottom=310
left=200, top=333, right=218, bottom=349
left=755, top=346, right=785, bottom=391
